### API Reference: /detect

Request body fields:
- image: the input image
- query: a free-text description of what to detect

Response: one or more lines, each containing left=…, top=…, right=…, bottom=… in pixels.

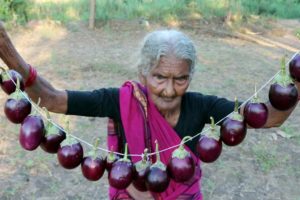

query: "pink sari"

left=108, top=81, right=202, bottom=200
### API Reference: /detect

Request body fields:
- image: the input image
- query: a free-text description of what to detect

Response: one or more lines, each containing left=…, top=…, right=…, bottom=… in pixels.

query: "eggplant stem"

left=234, top=97, right=238, bottom=112
left=109, top=145, right=114, bottom=151
left=91, top=138, right=100, bottom=158
left=32, top=105, right=38, bottom=116
left=36, top=97, right=41, bottom=107
left=16, top=77, right=20, bottom=90
left=0, top=66, right=6, bottom=72
left=30, top=98, right=41, bottom=116
left=42, top=107, right=52, bottom=129
left=280, top=56, right=286, bottom=76
left=142, top=148, right=148, bottom=162
left=254, top=83, right=258, bottom=99
left=124, top=143, right=128, bottom=159
left=43, top=107, right=51, bottom=120
left=155, top=140, right=160, bottom=162
left=65, top=119, right=71, bottom=143
left=93, top=138, right=100, bottom=151
left=179, top=136, right=192, bottom=151
left=210, top=116, right=215, bottom=130
left=108, top=145, right=115, bottom=159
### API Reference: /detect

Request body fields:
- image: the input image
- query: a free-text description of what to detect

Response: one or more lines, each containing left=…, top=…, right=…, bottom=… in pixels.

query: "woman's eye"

left=156, top=75, right=165, bottom=80
left=175, top=76, right=189, bottom=84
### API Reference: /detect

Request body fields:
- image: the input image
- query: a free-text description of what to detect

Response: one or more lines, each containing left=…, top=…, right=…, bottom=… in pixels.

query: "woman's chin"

left=156, top=102, right=179, bottom=114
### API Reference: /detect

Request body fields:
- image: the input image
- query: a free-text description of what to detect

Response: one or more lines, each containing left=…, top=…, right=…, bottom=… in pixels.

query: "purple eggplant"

left=269, top=57, right=298, bottom=110
left=19, top=114, right=45, bottom=151
left=57, top=141, right=83, bottom=169
left=81, top=156, right=106, bottom=181
left=168, top=136, right=195, bottom=183
left=4, top=78, right=31, bottom=123
left=269, top=83, right=298, bottom=110
left=221, top=98, right=247, bottom=146
left=146, top=141, right=170, bottom=193
left=244, top=86, right=268, bottom=128
left=289, top=54, right=300, bottom=81
left=133, top=149, right=151, bottom=191
left=108, top=143, right=133, bottom=189
left=106, top=146, right=120, bottom=172
left=197, top=117, right=222, bottom=163
left=40, top=108, right=66, bottom=153
left=81, top=139, right=106, bottom=181
left=41, top=128, right=66, bottom=153
left=0, top=67, right=24, bottom=95
left=57, top=121, right=83, bottom=169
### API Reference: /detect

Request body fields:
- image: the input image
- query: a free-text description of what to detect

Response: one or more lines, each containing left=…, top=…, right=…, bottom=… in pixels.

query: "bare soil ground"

left=0, top=19, right=300, bottom=200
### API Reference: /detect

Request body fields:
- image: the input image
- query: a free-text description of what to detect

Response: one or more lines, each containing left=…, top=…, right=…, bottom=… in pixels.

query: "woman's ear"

left=138, top=73, right=146, bottom=85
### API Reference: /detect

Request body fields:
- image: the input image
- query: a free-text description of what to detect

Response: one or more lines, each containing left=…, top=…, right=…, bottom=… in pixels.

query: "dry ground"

left=0, top=19, right=300, bottom=200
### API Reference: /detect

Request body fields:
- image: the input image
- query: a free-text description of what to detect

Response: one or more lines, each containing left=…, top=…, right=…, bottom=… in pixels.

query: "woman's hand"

left=126, top=184, right=154, bottom=200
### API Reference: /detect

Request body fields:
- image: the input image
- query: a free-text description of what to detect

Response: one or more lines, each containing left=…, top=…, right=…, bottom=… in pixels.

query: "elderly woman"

left=0, top=23, right=299, bottom=200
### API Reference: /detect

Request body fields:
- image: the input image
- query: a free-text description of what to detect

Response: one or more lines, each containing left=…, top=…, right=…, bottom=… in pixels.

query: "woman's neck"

left=160, top=107, right=181, bottom=128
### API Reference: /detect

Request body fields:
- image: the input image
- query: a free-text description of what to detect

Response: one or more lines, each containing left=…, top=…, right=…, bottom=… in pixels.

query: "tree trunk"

left=89, top=0, right=96, bottom=29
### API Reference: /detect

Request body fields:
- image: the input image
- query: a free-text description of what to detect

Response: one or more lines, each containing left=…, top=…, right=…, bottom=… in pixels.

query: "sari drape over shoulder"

left=108, top=81, right=202, bottom=200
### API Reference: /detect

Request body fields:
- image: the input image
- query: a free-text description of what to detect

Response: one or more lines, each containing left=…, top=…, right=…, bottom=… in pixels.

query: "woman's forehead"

left=151, top=56, right=190, bottom=74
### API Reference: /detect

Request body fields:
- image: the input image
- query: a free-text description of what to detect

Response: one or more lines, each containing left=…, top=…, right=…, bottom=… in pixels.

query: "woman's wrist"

left=24, top=64, right=37, bottom=88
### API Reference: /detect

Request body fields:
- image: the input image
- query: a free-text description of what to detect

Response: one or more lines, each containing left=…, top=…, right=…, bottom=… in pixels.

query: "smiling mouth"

left=161, top=97, right=175, bottom=102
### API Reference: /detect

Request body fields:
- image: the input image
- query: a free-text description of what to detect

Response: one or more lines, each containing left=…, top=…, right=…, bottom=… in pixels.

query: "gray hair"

left=137, top=30, right=196, bottom=77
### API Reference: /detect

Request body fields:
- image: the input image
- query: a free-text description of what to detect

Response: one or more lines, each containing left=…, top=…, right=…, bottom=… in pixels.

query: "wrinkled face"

left=140, top=55, right=191, bottom=113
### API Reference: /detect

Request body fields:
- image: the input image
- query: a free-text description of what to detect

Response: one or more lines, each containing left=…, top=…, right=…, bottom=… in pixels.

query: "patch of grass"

left=25, top=159, right=35, bottom=169
left=296, top=137, right=300, bottom=146
left=201, top=177, right=217, bottom=199
left=2, top=187, right=18, bottom=198
left=252, top=144, right=278, bottom=173
left=1, top=181, right=24, bottom=199
left=280, top=125, right=297, bottom=139
left=49, top=180, right=60, bottom=193
left=295, top=29, right=300, bottom=40
left=100, top=63, right=130, bottom=74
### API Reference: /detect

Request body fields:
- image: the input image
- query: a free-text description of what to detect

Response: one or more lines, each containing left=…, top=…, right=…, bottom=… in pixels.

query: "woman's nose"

left=162, top=79, right=176, bottom=97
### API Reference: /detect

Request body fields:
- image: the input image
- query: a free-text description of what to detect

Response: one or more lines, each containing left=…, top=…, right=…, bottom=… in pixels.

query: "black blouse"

left=66, top=88, right=235, bottom=154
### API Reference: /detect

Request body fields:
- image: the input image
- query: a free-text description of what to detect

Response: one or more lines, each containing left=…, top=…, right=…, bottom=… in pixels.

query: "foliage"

left=0, top=0, right=30, bottom=24
left=1, top=0, right=300, bottom=25
left=30, top=0, right=86, bottom=24
left=240, top=0, right=300, bottom=19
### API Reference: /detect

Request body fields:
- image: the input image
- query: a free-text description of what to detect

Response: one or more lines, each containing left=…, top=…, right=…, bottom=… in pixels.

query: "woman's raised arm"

left=0, top=22, right=67, bottom=114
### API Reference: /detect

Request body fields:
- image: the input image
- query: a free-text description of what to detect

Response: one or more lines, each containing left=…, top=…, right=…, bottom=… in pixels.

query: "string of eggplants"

left=0, top=52, right=300, bottom=193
